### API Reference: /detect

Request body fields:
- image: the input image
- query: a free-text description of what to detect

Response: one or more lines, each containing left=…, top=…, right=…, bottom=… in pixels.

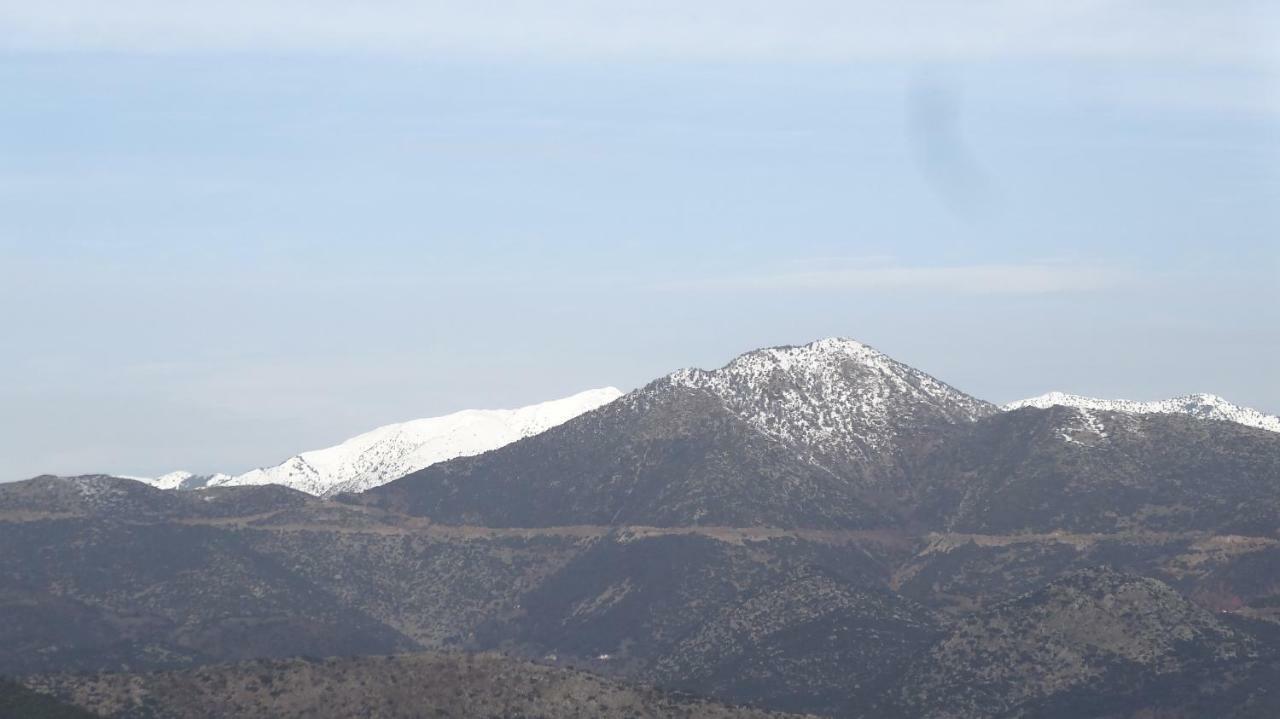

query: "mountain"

left=128, top=387, right=622, bottom=497
left=8, top=338, right=1280, bottom=718
left=666, top=338, right=996, bottom=486
left=360, top=339, right=994, bottom=527
left=0, top=477, right=418, bottom=677
left=1005, top=391, right=1280, bottom=434
left=8, top=470, right=1279, bottom=718
left=24, top=652, right=809, bottom=719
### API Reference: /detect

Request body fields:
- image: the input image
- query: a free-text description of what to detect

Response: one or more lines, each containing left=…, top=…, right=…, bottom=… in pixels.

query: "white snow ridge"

left=1004, top=392, right=1280, bottom=434
left=208, top=387, right=622, bottom=497
left=128, top=471, right=231, bottom=491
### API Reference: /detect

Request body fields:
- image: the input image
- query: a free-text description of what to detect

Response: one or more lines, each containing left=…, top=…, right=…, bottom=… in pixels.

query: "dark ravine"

left=7, top=339, right=1280, bottom=718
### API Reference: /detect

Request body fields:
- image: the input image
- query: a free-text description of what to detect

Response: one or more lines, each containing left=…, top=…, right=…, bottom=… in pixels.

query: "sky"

left=1, top=2, right=1278, bottom=480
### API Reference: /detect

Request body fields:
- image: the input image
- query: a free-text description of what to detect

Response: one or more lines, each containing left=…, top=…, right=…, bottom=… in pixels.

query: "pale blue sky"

left=2, top=2, right=1278, bottom=479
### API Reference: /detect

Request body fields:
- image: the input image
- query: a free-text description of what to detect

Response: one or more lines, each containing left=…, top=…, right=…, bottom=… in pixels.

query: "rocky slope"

left=891, top=568, right=1279, bottom=719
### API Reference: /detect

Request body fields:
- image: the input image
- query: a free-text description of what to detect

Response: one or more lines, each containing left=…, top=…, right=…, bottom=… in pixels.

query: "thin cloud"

left=1, top=1, right=1276, bottom=67
left=666, top=262, right=1141, bottom=295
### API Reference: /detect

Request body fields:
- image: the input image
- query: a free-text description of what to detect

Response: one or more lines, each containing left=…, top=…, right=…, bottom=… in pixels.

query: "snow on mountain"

left=203, top=387, right=623, bottom=497
left=128, top=471, right=231, bottom=491
left=1004, top=391, right=1280, bottom=434
left=664, top=337, right=996, bottom=470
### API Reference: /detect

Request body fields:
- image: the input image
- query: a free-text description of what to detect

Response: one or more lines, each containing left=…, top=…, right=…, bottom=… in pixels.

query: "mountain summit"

left=665, top=338, right=996, bottom=474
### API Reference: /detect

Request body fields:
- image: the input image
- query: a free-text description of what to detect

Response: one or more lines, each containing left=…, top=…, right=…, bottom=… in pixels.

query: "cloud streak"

left=668, top=261, right=1140, bottom=295
left=2, top=1, right=1276, bottom=67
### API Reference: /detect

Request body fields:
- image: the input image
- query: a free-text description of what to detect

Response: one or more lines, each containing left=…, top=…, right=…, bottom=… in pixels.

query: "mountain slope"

left=648, top=566, right=941, bottom=716
left=26, top=652, right=808, bottom=719
left=911, top=406, right=1280, bottom=534
left=1005, top=391, right=1280, bottom=433
left=360, top=384, right=892, bottom=528
left=890, top=567, right=1277, bottom=719
left=0, top=476, right=420, bottom=676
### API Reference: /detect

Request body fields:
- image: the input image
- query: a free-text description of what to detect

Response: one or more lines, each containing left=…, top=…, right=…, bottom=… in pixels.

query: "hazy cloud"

left=671, top=261, right=1139, bottom=295
left=2, top=1, right=1276, bottom=66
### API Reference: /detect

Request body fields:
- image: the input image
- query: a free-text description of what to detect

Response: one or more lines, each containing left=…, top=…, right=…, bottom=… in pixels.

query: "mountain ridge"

left=126, top=387, right=622, bottom=497
left=1005, top=391, right=1280, bottom=433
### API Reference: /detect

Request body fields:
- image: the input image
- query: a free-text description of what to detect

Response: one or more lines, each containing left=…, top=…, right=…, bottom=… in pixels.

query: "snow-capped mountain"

left=664, top=337, right=996, bottom=472
left=128, top=471, right=231, bottom=491
left=1004, top=392, right=1280, bottom=434
left=202, top=387, right=622, bottom=497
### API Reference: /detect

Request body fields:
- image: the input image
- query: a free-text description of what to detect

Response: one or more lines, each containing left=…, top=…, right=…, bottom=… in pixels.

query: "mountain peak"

left=713, top=337, right=887, bottom=373
left=1004, top=391, right=1280, bottom=434
left=663, top=337, right=995, bottom=482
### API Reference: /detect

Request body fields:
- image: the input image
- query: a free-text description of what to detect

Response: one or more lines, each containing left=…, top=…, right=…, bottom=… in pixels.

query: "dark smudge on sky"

left=907, top=71, right=991, bottom=223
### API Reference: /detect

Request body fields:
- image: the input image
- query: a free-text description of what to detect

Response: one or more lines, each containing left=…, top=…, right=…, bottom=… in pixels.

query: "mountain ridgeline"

left=127, top=387, right=624, bottom=497
left=358, top=339, right=1002, bottom=528
left=7, top=337, right=1280, bottom=718
left=357, top=337, right=1280, bottom=536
